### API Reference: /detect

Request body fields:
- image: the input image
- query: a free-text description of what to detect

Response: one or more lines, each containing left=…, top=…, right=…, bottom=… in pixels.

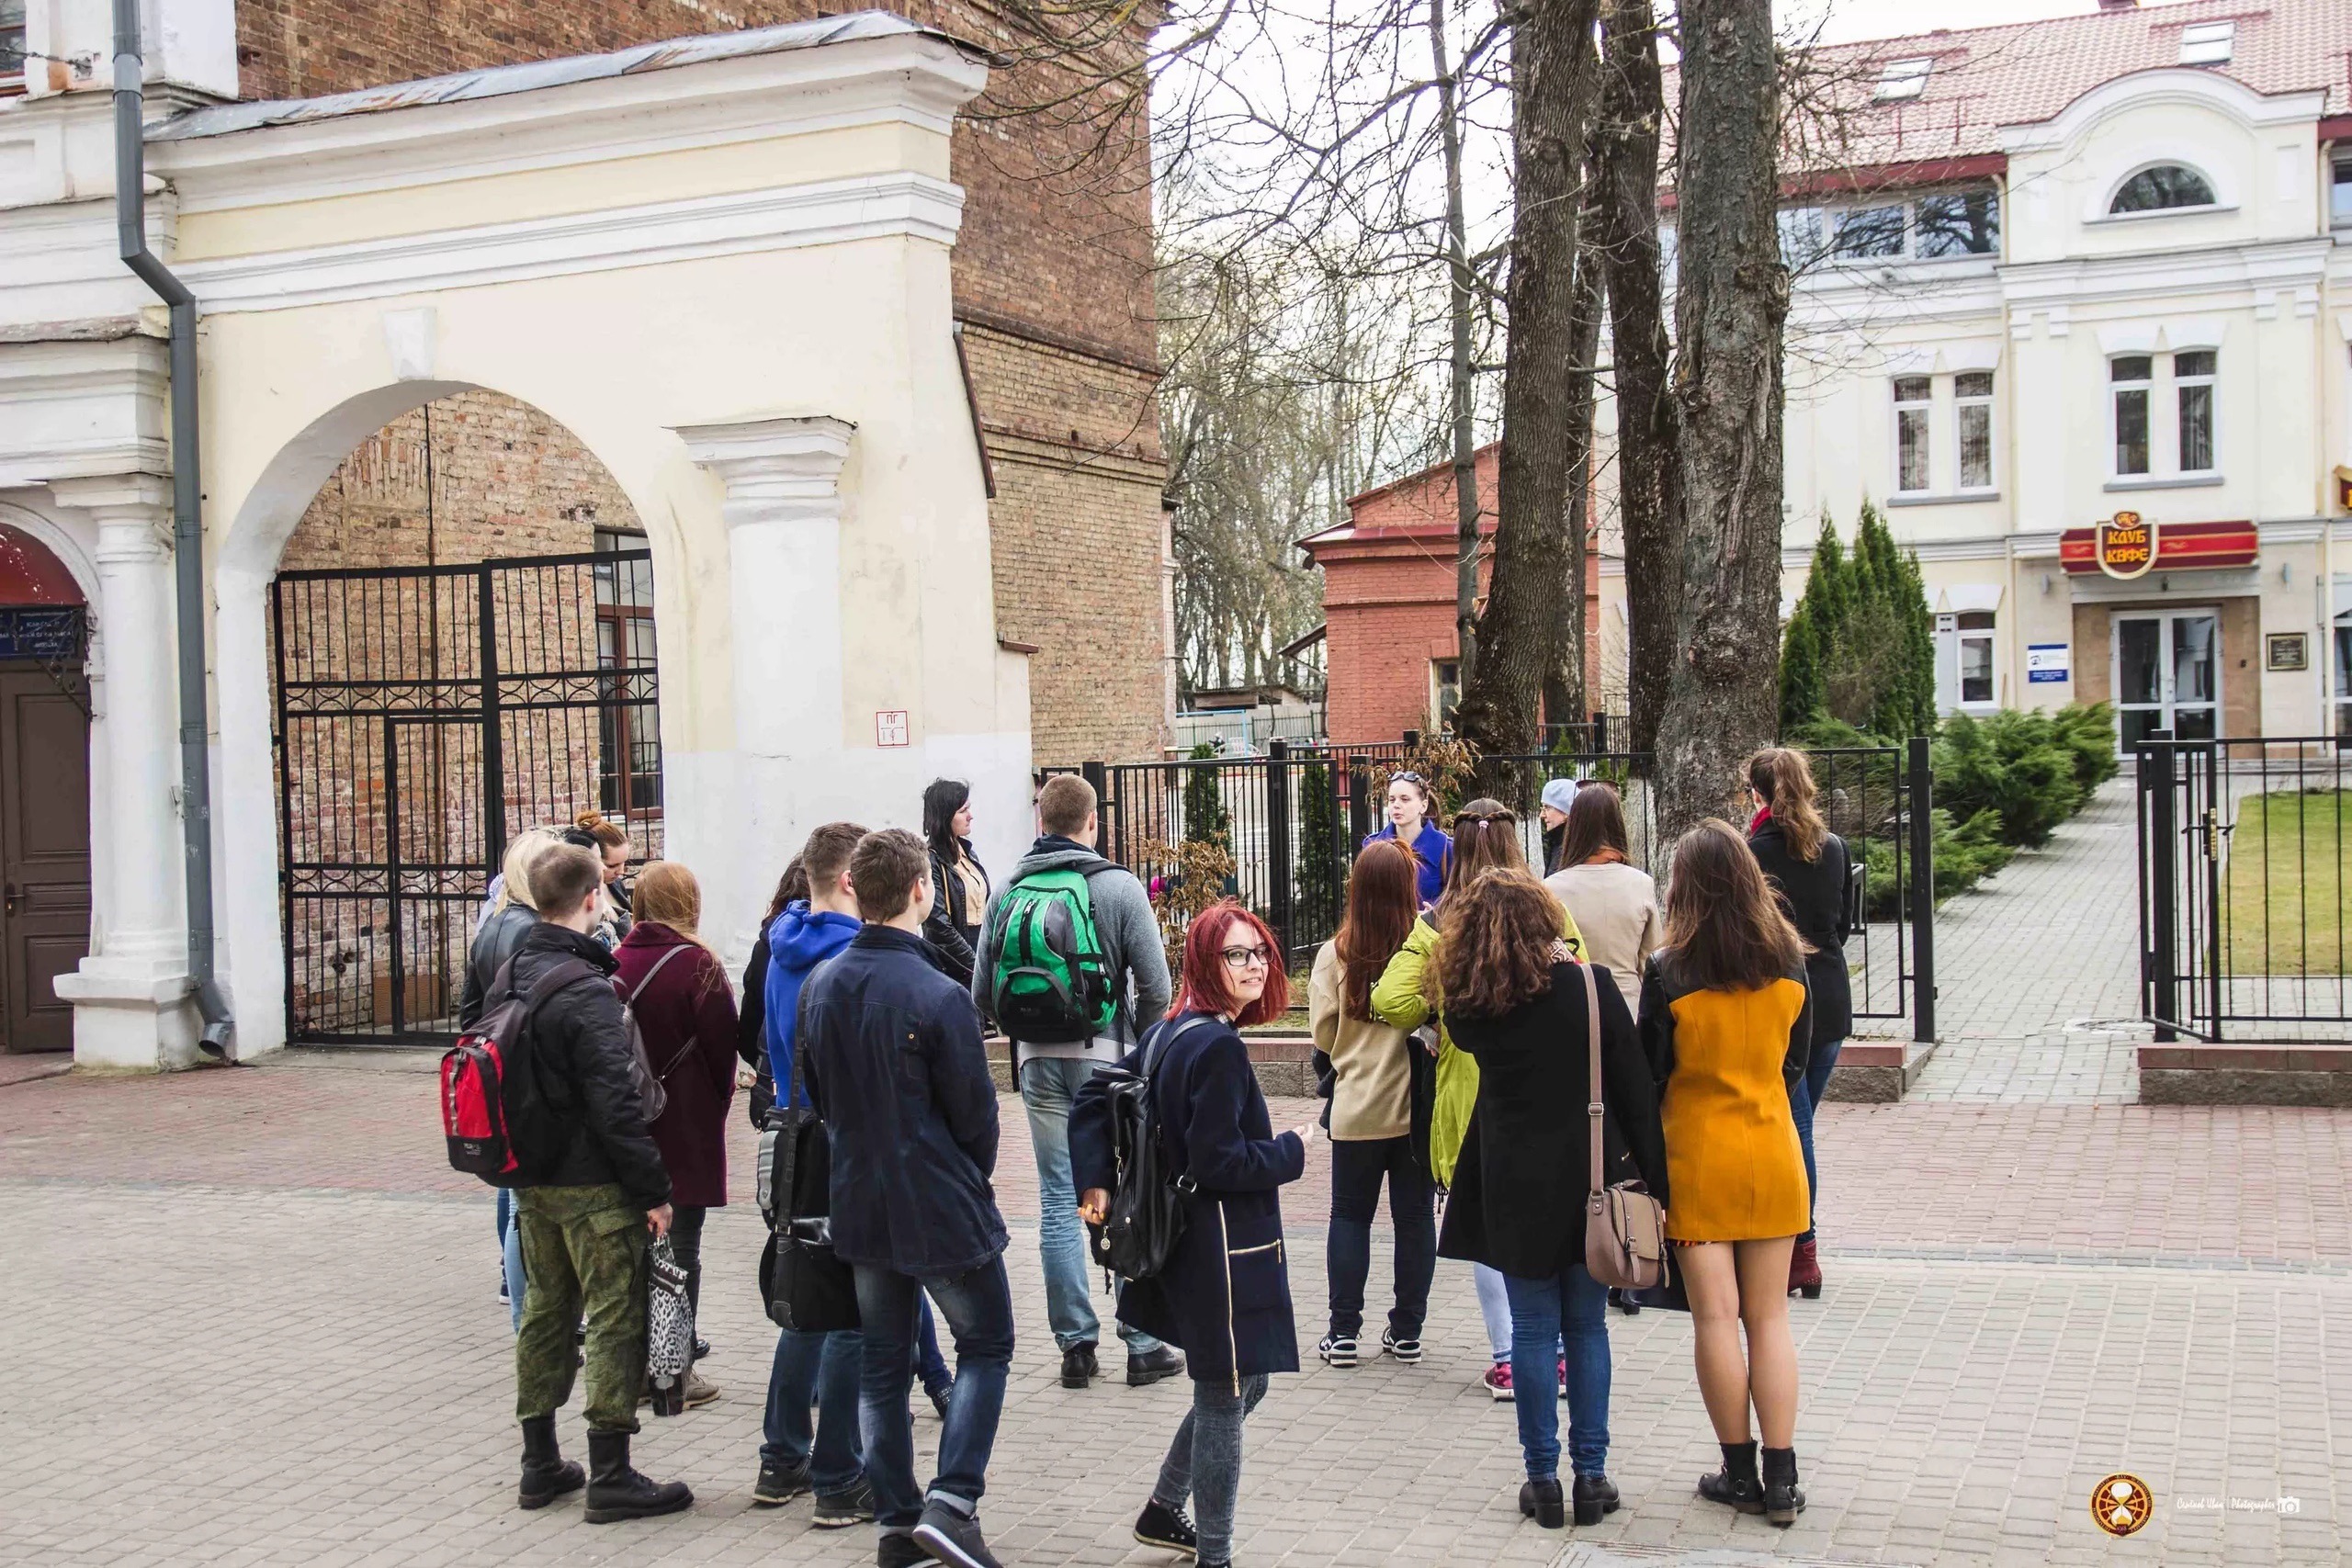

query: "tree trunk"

left=1655, top=0, right=1786, bottom=841
left=1429, top=0, right=1483, bottom=698
left=1593, top=0, right=1682, bottom=756
left=1454, top=0, right=1600, bottom=784
left=1542, top=223, right=1604, bottom=739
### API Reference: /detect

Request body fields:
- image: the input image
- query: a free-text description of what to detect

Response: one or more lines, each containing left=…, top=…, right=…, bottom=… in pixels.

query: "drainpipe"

left=111, top=0, right=233, bottom=1060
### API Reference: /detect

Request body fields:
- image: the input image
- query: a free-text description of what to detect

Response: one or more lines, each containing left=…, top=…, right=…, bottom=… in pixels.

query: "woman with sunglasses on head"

left=1361, top=771, right=1451, bottom=908
left=1641, top=819, right=1813, bottom=1527
left=1072, top=901, right=1312, bottom=1568
left=1371, top=799, right=1585, bottom=1401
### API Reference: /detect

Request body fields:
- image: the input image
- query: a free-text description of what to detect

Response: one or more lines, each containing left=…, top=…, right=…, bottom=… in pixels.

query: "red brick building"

left=1301, top=445, right=1600, bottom=745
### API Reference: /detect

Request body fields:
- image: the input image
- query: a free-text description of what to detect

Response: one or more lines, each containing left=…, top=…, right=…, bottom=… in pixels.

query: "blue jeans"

left=1787, top=1037, right=1844, bottom=1244
left=1503, top=1264, right=1611, bottom=1481
left=496, top=1188, right=525, bottom=1334
left=915, top=1296, right=952, bottom=1397
left=1153, top=1374, right=1269, bottom=1565
left=760, top=1327, right=863, bottom=1491
left=1020, top=1056, right=1162, bottom=1355
left=854, top=1257, right=1015, bottom=1530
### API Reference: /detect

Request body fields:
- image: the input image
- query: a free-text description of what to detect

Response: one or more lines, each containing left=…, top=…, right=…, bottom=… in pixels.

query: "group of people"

left=468, top=745, right=1856, bottom=1562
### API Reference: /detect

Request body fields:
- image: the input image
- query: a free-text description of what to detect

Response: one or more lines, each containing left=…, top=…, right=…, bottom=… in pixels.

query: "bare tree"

left=1655, top=0, right=1787, bottom=840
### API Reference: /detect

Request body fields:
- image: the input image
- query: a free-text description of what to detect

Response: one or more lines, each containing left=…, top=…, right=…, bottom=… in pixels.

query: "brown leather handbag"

left=1571, top=957, right=1670, bottom=1291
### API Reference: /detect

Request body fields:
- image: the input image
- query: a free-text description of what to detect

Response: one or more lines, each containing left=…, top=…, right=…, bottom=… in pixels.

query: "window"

left=2178, top=20, right=2234, bottom=65
left=1893, top=376, right=1933, bottom=493
left=2335, top=610, right=2352, bottom=738
left=2335, top=161, right=2352, bottom=227
left=2175, top=349, right=2216, bottom=473
left=1657, top=222, right=1679, bottom=291
left=1777, top=206, right=1826, bottom=270
left=1915, top=189, right=2000, bottom=258
left=593, top=528, right=662, bottom=822
left=1431, top=659, right=1462, bottom=728
left=2109, top=164, right=2217, bottom=214
left=1955, top=371, right=1995, bottom=491
left=2111, top=355, right=2153, bottom=476
left=1835, top=205, right=1906, bottom=259
left=1873, top=57, right=1932, bottom=103
left=1957, top=612, right=1996, bottom=705
left=1, top=0, right=25, bottom=85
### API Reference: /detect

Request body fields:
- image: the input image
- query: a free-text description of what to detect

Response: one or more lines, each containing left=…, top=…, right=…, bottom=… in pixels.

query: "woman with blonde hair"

left=1640, top=819, right=1812, bottom=1526
left=614, top=860, right=739, bottom=1408
left=1743, top=748, right=1850, bottom=1300
left=573, top=810, right=635, bottom=946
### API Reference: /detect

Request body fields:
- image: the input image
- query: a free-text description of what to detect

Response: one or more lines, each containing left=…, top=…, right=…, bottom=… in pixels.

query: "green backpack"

left=989, top=866, right=1117, bottom=1043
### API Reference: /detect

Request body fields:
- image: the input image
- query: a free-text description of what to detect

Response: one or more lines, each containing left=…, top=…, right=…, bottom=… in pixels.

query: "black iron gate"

left=273, top=548, right=662, bottom=1043
left=2137, top=733, right=2352, bottom=1041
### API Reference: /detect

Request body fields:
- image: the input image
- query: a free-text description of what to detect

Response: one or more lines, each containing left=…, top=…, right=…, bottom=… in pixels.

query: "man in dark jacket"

left=504, top=842, right=690, bottom=1525
left=803, top=829, right=1012, bottom=1568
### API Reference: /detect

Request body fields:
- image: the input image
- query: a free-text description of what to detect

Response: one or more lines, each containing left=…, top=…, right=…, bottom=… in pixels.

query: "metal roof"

left=149, top=11, right=978, bottom=143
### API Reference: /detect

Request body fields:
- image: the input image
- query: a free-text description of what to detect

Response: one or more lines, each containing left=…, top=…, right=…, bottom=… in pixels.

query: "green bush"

left=1859, top=806, right=2014, bottom=915
left=1931, top=710, right=2086, bottom=848
left=2047, top=701, right=2121, bottom=795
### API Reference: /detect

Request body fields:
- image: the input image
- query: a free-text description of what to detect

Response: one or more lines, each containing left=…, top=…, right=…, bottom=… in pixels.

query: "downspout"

left=111, top=0, right=233, bottom=1059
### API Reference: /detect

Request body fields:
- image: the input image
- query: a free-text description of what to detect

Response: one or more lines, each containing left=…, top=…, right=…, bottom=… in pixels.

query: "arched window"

left=2109, top=164, right=2217, bottom=214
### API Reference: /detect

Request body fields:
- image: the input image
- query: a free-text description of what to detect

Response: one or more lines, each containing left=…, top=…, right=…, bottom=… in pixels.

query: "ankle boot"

left=1571, top=1473, right=1620, bottom=1525
left=1697, top=1439, right=1764, bottom=1515
left=1518, top=1476, right=1565, bottom=1529
left=1761, top=1447, right=1806, bottom=1527
left=1788, top=1239, right=1823, bottom=1300
left=518, top=1415, right=584, bottom=1510
left=582, top=1429, right=694, bottom=1524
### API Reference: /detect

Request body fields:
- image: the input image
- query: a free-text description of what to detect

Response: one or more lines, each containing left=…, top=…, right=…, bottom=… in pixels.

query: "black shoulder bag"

left=756, top=1040, right=859, bottom=1333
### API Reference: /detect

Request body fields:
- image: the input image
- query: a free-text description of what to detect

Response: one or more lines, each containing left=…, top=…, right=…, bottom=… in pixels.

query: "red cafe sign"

left=2058, top=516, right=2257, bottom=578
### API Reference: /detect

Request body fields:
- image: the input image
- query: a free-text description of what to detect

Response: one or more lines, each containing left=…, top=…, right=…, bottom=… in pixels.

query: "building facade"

left=1610, top=0, right=2352, bottom=751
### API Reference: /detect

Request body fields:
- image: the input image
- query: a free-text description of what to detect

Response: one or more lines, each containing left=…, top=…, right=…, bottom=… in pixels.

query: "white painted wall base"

left=53, top=966, right=201, bottom=1071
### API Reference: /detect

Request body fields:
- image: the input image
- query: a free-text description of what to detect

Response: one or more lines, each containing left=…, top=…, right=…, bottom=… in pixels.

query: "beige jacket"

left=1544, top=861, right=1663, bottom=1015
left=1307, top=940, right=1414, bottom=1141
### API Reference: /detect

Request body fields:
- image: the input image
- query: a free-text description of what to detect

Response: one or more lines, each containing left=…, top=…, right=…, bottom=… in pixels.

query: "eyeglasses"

left=1220, top=945, right=1272, bottom=971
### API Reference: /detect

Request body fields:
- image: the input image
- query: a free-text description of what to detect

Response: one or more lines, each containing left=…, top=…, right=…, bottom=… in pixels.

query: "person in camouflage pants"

left=515, top=1184, right=649, bottom=1433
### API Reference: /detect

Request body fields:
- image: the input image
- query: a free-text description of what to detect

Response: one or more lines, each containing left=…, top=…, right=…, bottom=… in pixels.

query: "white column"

left=672, top=416, right=855, bottom=953
left=50, top=476, right=199, bottom=1070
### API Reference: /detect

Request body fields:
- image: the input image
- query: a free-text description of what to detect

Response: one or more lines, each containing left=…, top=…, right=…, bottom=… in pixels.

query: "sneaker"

left=1557, top=1356, right=1567, bottom=1399
left=1317, top=1334, right=1359, bottom=1369
left=1060, top=1342, right=1099, bottom=1389
left=1126, top=1346, right=1186, bottom=1386
left=812, top=1475, right=876, bottom=1528
left=752, top=1459, right=810, bottom=1507
left=912, top=1499, right=1004, bottom=1568
left=1134, top=1497, right=1200, bottom=1555
left=497, top=1268, right=510, bottom=1307
left=1381, top=1329, right=1422, bottom=1364
left=878, top=1531, right=930, bottom=1568
left=683, top=1371, right=720, bottom=1409
left=1483, top=1361, right=1515, bottom=1402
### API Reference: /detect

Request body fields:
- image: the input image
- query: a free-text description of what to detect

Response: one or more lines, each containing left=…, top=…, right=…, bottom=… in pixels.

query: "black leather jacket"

left=459, top=902, right=538, bottom=1031
left=505, top=922, right=671, bottom=1209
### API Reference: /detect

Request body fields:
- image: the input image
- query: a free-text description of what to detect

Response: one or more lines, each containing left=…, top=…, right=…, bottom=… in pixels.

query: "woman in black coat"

left=1073, top=900, right=1312, bottom=1568
left=922, top=778, right=991, bottom=987
left=1745, top=747, right=1851, bottom=1300
left=1435, top=868, right=1667, bottom=1529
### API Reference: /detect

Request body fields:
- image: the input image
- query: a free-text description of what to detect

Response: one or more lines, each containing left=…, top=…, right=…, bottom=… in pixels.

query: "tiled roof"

left=1665, top=0, right=2352, bottom=177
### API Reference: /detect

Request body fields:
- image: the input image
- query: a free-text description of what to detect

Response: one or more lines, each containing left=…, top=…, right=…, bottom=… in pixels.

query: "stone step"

left=2138, top=1042, right=2352, bottom=1106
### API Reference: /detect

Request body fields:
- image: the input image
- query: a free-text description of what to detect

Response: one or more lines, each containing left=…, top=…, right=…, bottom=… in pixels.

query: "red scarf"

left=1748, top=805, right=1772, bottom=836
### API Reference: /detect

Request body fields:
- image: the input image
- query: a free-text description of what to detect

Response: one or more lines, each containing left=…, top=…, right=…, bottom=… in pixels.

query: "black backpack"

left=1086, top=1015, right=1212, bottom=1282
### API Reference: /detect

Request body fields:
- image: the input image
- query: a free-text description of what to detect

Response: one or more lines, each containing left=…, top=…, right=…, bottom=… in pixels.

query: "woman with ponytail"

left=1743, top=749, right=1850, bottom=1301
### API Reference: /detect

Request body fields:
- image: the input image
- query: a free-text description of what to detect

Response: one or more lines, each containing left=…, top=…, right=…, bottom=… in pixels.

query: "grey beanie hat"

left=1541, top=777, right=1578, bottom=815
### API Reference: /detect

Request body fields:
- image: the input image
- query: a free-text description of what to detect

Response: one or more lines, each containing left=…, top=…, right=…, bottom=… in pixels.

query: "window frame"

left=2177, top=20, right=2234, bottom=66
left=1872, top=57, right=1933, bottom=103
left=1, top=0, right=27, bottom=98
left=1892, top=375, right=1935, bottom=495
left=1820, top=185, right=2000, bottom=265
left=2173, top=349, right=2218, bottom=477
left=2110, top=355, right=2154, bottom=478
left=2105, top=163, right=2222, bottom=219
left=1953, top=370, right=1996, bottom=492
left=2333, top=158, right=2352, bottom=229
left=1956, top=611, right=1997, bottom=708
left=1431, top=658, right=1463, bottom=730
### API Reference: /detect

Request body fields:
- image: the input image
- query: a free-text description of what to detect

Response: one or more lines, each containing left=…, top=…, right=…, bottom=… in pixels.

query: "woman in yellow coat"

left=1638, top=818, right=1813, bottom=1528
left=1371, top=799, right=1582, bottom=1399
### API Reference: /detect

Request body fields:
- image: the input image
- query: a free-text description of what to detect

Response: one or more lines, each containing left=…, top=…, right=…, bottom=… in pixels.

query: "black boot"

left=1571, top=1474, right=1620, bottom=1525
left=1761, top=1446, right=1806, bottom=1527
left=1518, top=1477, right=1565, bottom=1529
left=582, top=1429, right=693, bottom=1524
left=517, top=1416, right=584, bottom=1510
left=1697, top=1439, right=1764, bottom=1515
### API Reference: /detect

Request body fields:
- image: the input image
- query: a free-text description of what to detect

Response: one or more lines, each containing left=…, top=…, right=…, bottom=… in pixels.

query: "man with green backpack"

left=970, top=773, right=1182, bottom=1390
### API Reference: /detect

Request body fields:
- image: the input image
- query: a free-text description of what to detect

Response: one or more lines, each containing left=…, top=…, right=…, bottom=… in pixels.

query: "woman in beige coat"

left=1307, top=839, right=1434, bottom=1367
left=1542, top=784, right=1662, bottom=1018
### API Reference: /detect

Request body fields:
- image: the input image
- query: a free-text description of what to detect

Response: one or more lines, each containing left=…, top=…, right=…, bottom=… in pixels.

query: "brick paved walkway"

left=5, top=1055, right=2348, bottom=1567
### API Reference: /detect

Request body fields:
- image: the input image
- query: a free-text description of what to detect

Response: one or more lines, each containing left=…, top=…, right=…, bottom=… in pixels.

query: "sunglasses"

left=1390, top=772, right=1426, bottom=786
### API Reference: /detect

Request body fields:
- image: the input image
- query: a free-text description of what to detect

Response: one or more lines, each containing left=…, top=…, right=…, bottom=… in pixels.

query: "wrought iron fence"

left=2137, top=734, right=2352, bottom=1041
left=272, top=547, right=662, bottom=1043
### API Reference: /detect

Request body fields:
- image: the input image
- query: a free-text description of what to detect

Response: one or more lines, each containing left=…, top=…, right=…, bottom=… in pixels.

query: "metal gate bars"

left=272, top=547, right=662, bottom=1043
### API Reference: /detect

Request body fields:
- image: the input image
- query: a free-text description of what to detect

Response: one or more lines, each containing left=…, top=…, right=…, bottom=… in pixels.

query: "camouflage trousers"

left=514, top=1183, right=648, bottom=1433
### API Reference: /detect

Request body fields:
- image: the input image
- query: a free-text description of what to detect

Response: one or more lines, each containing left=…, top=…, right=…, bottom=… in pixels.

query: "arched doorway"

left=0, top=525, right=92, bottom=1053
left=270, top=391, right=662, bottom=1043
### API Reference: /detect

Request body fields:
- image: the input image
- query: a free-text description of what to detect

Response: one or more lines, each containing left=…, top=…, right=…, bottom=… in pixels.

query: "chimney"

left=2098, top=0, right=2140, bottom=11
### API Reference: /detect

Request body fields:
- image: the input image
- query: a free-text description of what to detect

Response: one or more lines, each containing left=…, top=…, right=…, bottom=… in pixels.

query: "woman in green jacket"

left=1370, top=799, right=1583, bottom=1399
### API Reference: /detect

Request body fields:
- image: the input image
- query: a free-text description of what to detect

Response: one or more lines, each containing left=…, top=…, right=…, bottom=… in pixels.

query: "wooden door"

left=0, top=669, right=91, bottom=1052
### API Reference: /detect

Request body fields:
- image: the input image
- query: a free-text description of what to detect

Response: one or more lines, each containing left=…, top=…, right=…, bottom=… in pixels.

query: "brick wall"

left=237, top=0, right=1169, bottom=761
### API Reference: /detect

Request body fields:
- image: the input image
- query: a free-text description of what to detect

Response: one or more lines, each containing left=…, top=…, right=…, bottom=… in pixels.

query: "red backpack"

left=440, top=957, right=599, bottom=1182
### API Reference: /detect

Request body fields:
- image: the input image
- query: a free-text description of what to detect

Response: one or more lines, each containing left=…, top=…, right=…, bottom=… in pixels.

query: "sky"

left=1787, top=0, right=2110, bottom=46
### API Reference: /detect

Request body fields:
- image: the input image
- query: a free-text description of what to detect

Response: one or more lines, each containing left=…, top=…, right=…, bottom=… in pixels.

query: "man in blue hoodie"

left=752, top=821, right=873, bottom=1524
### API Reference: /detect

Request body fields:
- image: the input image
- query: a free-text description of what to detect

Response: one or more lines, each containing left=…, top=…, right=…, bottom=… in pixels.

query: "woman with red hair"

left=1072, top=900, right=1314, bottom=1568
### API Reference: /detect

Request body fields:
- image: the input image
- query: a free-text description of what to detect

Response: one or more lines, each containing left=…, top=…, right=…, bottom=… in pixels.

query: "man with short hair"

left=970, top=773, right=1182, bottom=1389
left=804, top=828, right=1014, bottom=1568
left=504, top=842, right=691, bottom=1524
left=752, top=821, right=875, bottom=1525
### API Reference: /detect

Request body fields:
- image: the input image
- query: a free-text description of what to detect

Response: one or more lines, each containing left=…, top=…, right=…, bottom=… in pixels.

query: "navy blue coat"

left=799, top=925, right=1008, bottom=1280
left=1071, top=1010, right=1306, bottom=1393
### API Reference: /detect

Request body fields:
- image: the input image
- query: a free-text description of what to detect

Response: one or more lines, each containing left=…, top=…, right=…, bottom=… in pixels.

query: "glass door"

left=2113, top=609, right=2221, bottom=751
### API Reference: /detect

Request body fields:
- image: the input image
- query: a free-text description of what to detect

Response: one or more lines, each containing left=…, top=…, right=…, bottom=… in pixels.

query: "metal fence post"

left=1081, top=760, right=1111, bottom=862
left=2142, top=734, right=2177, bottom=1041
left=1591, top=711, right=1609, bottom=752
left=1906, top=734, right=1936, bottom=1044
left=1347, top=755, right=1373, bottom=851
left=1266, top=739, right=1294, bottom=957
left=476, top=565, right=506, bottom=868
